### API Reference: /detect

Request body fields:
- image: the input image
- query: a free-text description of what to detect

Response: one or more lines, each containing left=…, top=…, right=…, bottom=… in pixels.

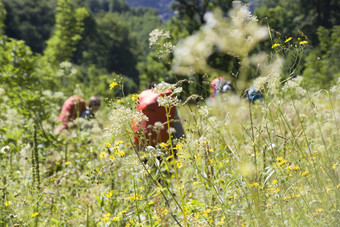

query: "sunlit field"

left=1, top=2, right=340, bottom=227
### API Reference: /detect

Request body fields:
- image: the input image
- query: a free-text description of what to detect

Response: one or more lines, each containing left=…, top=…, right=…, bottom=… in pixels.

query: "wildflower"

left=110, top=81, right=118, bottom=89
left=0, top=145, right=10, bottom=154
left=149, top=29, right=170, bottom=47
left=301, top=171, right=309, bottom=176
left=32, top=212, right=39, bottom=217
left=113, top=217, right=120, bottom=221
left=175, top=143, right=183, bottom=150
left=272, top=179, right=278, bottom=185
left=177, top=162, right=183, bottom=168
left=203, top=208, right=211, bottom=216
left=131, top=94, right=139, bottom=101
left=159, top=142, right=168, bottom=149
left=271, top=43, right=280, bottom=48
left=250, top=182, right=259, bottom=187
left=139, top=186, right=145, bottom=191
left=285, top=37, right=292, bottom=43
left=50, top=178, right=56, bottom=182
left=109, top=155, right=115, bottom=161
left=162, top=208, right=169, bottom=215
left=316, top=208, right=323, bottom=213
left=217, top=217, right=225, bottom=225
left=115, top=140, right=124, bottom=146
left=120, top=209, right=126, bottom=214
left=106, top=143, right=111, bottom=148
left=5, top=201, right=11, bottom=207
left=299, top=41, right=308, bottom=45
left=98, top=172, right=103, bottom=175
left=293, top=166, right=299, bottom=171
left=332, top=162, right=338, bottom=169
left=208, top=149, right=213, bottom=153
left=148, top=201, right=155, bottom=206
left=106, top=190, right=114, bottom=198
left=100, top=152, right=107, bottom=158
left=117, top=100, right=122, bottom=105
left=65, top=161, right=71, bottom=165
left=55, top=161, right=61, bottom=166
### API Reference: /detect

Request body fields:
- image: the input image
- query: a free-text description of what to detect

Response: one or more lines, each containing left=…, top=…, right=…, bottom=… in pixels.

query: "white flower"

left=149, top=29, right=170, bottom=48
left=0, top=145, right=10, bottom=154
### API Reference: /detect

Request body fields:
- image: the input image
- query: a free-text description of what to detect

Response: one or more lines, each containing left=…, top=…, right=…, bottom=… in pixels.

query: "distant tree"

left=2, top=0, right=55, bottom=53
left=43, top=0, right=89, bottom=67
left=303, top=26, right=340, bottom=89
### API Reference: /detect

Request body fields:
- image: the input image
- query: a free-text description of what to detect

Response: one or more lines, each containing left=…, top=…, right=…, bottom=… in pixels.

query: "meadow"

left=1, top=3, right=340, bottom=227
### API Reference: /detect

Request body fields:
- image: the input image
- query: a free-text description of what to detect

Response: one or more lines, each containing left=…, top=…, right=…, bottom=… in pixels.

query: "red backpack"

left=56, top=96, right=86, bottom=132
left=133, top=89, right=176, bottom=146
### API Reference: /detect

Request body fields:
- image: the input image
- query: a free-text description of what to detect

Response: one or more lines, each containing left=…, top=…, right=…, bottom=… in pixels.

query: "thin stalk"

left=166, top=106, right=187, bottom=227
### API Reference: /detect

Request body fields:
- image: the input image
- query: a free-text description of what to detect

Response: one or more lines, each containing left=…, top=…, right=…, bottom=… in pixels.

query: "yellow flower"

left=131, top=94, right=139, bottom=101
left=299, top=40, right=308, bottom=45
left=120, top=209, right=126, bottom=214
left=208, top=148, right=213, bottom=153
left=285, top=37, right=292, bottom=43
left=250, top=182, right=259, bottom=187
left=65, top=161, right=71, bottom=165
left=100, top=152, right=107, bottom=158
left=175, top=143, right=183, bottom=150
left=103, top=217, right=110, bottom=222
left=293, top=166, right=299, bottom=171
left=113, top=216, right=120, bottom=221
left=55, top=161, right=61, bottom=166
left=98, top=172, right=103, bottom=175
left=139, top=186, right=145, bottom=191
left=50, top=178, right=56, bottom=182
left=301, top=171, right=309, bottom=176
left=32, top=212, right=39, bottom=217
left=110, top=81, right=118, bottom=89
left=148, top=201, right=155, bottom=206
left=316, top=208, right=323, bottom=213
left=332, top=162, right=338, bottom=169
left=106, top=143, right=111, bottom=148
left=271, top=43, right=280, bottom=48
left=106, top=190, right=114, bottom=198
left=272, top=179, right=278, bottom=185
left=109, top=155, right=115, bottom=161
left=177, top=162, right=183, bottom=168
left=117, top=100, right=122, bottom=104
left=5, top=201, right=11, bottom=207
left=203, top=208, right=211, bottom=216
left=115, top=140, right=124, bottom=146
left=162, top=208, right=169, bottom=215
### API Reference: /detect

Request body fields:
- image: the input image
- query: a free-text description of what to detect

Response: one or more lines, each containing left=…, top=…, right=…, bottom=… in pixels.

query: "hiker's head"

left=88, top=96, right=101, bottom=112
left=147, top=82, right=156, bottom=89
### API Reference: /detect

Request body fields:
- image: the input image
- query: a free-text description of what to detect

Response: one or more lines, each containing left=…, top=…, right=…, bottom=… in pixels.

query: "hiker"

left=247, top=85, right=264, bottom=103
left=210, top=77, right=233, bottom=98
left=55, top=96, right=101, bottom=134
left=81, top=96, right=101, bottom=120
left=55, top=96, right=86, bottom=134
left=133, top=84, right=185, bottom=148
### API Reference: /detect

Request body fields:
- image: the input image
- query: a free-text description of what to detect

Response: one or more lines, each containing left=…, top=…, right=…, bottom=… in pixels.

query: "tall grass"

left=0, top=2, right=339, bottom=226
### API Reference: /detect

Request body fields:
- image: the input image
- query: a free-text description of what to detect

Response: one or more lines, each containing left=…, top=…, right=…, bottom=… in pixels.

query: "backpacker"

left=210, top=77, right=232, bottom=98
left=55, top=96, right=86, bottom=133
left=133, top=89, right=176, bottom=146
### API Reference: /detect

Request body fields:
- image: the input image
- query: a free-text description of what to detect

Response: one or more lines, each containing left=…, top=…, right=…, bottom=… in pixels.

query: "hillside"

left=125, top=0, right=174, bottom=20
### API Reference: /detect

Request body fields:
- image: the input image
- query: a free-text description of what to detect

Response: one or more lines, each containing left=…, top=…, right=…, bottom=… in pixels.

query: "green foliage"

left=0, top=0, right=5, bottom=35
left=303, top=26, right=340, bottom=88
left=2, top=0, right=56, bottom=53
left=74, top=12, right=139, bottom=83
left=120, top=7, right=164, bottom=58
left=43, top=0, right=89, bottom=67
